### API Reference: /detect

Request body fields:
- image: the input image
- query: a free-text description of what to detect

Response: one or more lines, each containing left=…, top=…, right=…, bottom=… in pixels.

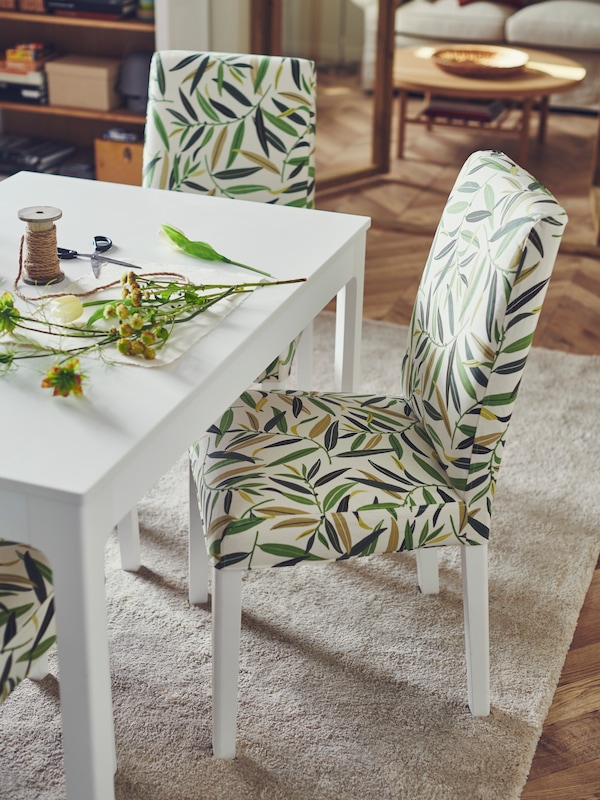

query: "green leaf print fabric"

left=143, top=51, right=316, bottom=208
left=143, top=50, right=317, bottom=385
left=1, top=540, right=55, bottom=702
left=190, top=151, right=567, bottom=570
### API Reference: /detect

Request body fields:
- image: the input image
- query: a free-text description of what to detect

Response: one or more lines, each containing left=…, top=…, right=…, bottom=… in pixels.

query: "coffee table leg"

left=397, top=89, right=407, bottom=159
left=592, top=110, right=600, bottom=245
left=518, top=98, right=532, bottom=166
left=538, top=95, right=549, bottom=144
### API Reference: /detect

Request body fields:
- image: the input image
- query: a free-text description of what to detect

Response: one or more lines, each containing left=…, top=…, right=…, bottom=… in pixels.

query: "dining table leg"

left=117, top=507, right=142, bottom=571
left=334, top=232, right=366, bottom=393
left=31, top=497, right=117, bottom=800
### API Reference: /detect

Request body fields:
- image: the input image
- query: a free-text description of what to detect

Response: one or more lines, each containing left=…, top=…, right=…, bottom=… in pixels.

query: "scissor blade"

left=90, top=254, right=142, bottom=276
left=90, top=255, right=101, bottom=279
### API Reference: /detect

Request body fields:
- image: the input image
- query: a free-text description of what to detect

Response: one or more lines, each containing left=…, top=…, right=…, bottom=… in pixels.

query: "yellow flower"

left=140, top=330, right=156, bottom=346
left=48, top=295, right=84, bottom=324
left=117, top=338, right=132, bottom=355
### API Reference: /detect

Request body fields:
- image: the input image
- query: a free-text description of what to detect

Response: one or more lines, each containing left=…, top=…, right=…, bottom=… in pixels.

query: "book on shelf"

left=423, top=98, right=505, bottom=123
left=0, top=135, right=75, bottom=174
left=0, top=67, right=48, bottom=104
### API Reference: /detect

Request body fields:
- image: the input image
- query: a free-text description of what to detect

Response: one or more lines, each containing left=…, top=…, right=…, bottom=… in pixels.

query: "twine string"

left=14, top=235, right=191, bottom=302
left=22, top=224, right=63, bottom=284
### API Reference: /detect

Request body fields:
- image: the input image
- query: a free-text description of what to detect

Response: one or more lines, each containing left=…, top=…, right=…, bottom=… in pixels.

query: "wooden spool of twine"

left=18, top=205, right=65, bottom=286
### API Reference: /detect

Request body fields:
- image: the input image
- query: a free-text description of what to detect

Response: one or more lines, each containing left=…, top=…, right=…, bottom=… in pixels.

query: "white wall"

left=209, top=0, right=251, bottom=53
left=155, top=0, right=210, bottom=50
left=282, top=0, right=364, bottom=64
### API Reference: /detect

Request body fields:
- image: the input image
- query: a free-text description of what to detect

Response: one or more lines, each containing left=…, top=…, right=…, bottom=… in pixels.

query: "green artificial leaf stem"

left=161, top=224, right=272, bottom=277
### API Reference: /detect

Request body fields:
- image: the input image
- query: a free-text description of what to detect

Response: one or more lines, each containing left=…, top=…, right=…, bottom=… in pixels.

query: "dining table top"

left=0, top=170, right=370, bottom=513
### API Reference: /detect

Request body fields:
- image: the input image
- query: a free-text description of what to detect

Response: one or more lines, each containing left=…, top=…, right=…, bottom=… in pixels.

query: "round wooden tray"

left=432, top=45, right=530, bottom=79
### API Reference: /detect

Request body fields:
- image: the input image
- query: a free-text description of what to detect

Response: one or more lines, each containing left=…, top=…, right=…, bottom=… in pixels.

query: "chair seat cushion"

left=191, top=391, right=490, bottom=571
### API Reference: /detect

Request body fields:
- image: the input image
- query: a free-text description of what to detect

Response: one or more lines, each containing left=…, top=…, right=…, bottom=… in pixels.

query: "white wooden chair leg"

left=461, top=544, right=490, bottom=716
left=27, top=651, right=50, bottom=681
left=416, top=547, right=440, bottom=594
left=188, top=458, right=209, bottom=605
left=212, top=568, right=243, bottom=759
left=117, top=507, right=141, bottom=572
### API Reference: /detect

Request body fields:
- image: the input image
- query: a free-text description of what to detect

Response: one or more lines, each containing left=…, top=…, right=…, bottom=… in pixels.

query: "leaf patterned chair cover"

left=142, top=50, right=317, bottom=385
left=1, top=540, right=55, bottom=703
left=189, top=150, right=568, bottom=757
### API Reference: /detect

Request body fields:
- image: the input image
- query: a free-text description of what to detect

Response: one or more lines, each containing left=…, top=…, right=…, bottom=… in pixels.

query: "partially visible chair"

left=1, top=540, right=55, bottom=703
left=143, top=49, right=317, bottom=387
left=143, top=50, right=316, bottom=209
left=189, top=149, right=567, bottom=757
left=116, top=50, right=318, bottom=572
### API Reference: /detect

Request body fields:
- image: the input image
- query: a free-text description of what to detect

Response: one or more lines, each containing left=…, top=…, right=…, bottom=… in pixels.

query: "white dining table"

left=0, top=170, right=369, bottom=800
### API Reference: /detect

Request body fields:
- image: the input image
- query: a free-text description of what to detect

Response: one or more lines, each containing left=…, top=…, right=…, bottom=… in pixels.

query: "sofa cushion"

left=396, top=0, right=514, bottom=43
left=506, top=0, right=600, bottom=50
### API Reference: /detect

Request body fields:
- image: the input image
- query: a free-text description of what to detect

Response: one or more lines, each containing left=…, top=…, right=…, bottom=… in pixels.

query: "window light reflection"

left=527, top=61, right=586, bottom=81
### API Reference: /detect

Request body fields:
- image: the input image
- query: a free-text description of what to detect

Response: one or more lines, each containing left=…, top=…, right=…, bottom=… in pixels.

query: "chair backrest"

left=143, top=50, right=316, bottom=208
left=401, top=150, right=567, bottom=509
left=1, top=540, right=55, bottom=702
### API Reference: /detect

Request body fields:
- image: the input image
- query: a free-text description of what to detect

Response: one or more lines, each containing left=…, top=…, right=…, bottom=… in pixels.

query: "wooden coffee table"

left=393, top=46, right=586, bottom=165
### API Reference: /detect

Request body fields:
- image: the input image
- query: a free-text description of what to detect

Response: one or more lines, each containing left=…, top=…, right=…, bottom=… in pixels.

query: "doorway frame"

left=250, top=0, right=397, bottom=191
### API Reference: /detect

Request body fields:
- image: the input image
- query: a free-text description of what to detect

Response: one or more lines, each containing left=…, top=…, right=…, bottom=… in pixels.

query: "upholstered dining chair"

left=1, top=540, right=55, bottom=703
left=188, top=149, right=567, bottom=758
left=116, top=50, right=318, bottom=571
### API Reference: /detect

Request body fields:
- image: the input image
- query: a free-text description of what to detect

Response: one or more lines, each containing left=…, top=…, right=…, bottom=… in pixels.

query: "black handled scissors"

left=57, top=235, right=142, bottom=278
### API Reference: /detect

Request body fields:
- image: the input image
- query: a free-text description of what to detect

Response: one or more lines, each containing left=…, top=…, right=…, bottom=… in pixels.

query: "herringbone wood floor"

left=314, top=76, right=600, bottom=798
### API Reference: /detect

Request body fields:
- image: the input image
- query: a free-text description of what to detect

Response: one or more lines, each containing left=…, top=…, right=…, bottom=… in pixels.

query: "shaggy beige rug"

left=1, top=314, right=599, bottom=800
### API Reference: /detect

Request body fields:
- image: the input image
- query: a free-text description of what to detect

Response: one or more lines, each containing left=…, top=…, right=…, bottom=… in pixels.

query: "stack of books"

left=0, top=43, right=55, bottom=104
left=0, top=135, right=76, bottom=175
left=0, top=69, right=48, bottom=104
left=1, top=42, right=56, bottom=73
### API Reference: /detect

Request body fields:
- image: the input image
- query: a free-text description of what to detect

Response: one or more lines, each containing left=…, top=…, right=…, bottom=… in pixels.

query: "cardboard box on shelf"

left=45, top=55, right=122, bottom=111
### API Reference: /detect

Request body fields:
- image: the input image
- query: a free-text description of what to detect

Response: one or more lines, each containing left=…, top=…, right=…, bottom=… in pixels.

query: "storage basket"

left=0, top=0, right=17, bottom=10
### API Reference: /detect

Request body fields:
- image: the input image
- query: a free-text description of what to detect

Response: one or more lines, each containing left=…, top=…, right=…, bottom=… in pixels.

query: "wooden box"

left=94, top=139, right=143, bottom=186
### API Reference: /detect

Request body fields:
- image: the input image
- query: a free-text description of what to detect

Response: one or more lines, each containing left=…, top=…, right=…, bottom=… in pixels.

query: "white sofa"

left=352, top=0, right=600, bottom=110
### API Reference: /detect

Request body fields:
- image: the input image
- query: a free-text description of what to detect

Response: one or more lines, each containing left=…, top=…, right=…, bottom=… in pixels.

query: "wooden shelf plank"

left=0, top=9, right=154, bottom=32
left=0, top=100, right=145, bottom=125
